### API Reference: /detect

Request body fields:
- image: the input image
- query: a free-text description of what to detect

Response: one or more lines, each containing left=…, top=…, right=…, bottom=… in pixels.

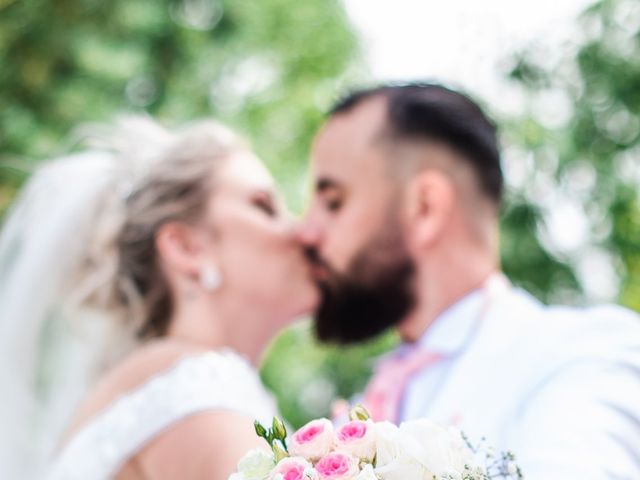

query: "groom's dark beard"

left=306, top=225, right=416, bottom=345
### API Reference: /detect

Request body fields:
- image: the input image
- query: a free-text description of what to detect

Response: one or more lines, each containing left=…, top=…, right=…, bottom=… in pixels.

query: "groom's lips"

left=310, top=263, right=329, bottom=281
left=304, top=248, right=331, bottom=282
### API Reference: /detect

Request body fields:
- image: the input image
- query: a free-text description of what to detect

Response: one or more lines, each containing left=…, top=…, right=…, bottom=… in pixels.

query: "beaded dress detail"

left=47, top=350, right=277, bottom=480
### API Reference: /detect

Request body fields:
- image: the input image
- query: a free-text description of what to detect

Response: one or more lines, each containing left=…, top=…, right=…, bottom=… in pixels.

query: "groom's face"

left=299, top=97, right=416, bottom=344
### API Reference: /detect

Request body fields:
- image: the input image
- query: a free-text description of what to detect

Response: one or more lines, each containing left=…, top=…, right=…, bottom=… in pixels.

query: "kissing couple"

left=1, top=83, right=638, bottom=480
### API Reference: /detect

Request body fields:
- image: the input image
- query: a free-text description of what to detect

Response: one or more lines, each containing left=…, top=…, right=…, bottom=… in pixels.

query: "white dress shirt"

left=396, top=280, right=640, bottom=479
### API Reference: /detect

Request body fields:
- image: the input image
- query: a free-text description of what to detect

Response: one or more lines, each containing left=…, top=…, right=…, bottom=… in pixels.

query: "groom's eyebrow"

left=316, top=178, right=341, bottom=193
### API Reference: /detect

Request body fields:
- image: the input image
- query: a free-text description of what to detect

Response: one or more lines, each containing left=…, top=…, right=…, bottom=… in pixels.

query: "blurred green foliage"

left=261, top=324, right=398, bottom=428
left=506, top=0, right=640, bottom=311
left=1, top=0, right=638, bottom=429
left=0, top=0, right=362, bottom=212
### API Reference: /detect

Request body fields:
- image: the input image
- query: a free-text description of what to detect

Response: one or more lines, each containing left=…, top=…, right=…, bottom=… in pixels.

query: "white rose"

left=236, top=449, right=275, bottom=480
left=372, top=422, right=402, bottom=467
left=375, top=459, right=432, bottom=480
left=289, top=419, right=334, bottom=461
left=373, top=422, right=433, bottom=480
left=335, top=420, right=377, bottom=462
left=398, top=420, right=475, bottom=476
left=354, top=464, right=378, bottom=480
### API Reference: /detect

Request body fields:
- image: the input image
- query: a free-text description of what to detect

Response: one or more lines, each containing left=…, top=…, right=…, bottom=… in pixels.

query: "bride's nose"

left=294, top=218, right=322, bottom=248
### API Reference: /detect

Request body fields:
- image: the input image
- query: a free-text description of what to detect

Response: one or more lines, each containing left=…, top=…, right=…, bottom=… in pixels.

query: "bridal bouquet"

left=229, top=405, right=522, bottom=480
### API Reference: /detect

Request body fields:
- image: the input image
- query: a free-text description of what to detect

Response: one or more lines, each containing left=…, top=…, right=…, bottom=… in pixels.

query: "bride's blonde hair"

left=71, top=116, right=246, bottom=339
left=0, top=115, right=251, bottom=476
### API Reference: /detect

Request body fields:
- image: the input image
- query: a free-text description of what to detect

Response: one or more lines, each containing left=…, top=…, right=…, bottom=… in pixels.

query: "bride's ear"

left=155, top=222, right=205, bottom=279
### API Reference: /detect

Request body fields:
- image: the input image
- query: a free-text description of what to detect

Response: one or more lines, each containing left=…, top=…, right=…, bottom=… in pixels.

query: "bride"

left=0, top=117, right=319, bottom=479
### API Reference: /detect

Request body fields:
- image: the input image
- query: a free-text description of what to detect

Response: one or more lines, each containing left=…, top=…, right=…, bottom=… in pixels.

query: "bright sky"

left=343, top=0, right=593, bottom=113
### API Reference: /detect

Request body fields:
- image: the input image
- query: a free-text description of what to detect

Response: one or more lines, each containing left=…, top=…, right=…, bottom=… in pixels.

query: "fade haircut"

left=329, top=82, right=503, bottom=205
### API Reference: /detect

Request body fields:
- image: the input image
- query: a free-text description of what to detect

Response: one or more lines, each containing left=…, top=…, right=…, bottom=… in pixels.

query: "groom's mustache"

left=303, top=246, right=323, bottom=267
left=303, top=247, right=339, bottom=284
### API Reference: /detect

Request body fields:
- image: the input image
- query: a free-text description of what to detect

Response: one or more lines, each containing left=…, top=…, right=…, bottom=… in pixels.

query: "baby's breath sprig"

left=459, top=432, right=523, bottom=479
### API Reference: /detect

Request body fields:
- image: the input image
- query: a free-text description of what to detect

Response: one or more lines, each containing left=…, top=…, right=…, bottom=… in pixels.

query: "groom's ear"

left=404, top=169, right=455, bottom=249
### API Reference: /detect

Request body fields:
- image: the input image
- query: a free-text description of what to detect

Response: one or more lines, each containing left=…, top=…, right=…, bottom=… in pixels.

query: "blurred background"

left=1, top=0, right=638, bottom=427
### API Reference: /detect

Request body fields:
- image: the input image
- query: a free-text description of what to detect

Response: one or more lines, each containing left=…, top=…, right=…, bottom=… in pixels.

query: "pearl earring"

left=200, top=265, right=222, bottom=292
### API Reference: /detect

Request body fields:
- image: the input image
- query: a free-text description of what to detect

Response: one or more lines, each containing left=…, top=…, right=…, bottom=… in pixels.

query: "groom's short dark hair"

left=329, top=82, right=504, bottom=205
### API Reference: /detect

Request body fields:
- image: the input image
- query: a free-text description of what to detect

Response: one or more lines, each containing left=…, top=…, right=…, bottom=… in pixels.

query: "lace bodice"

left=46, top=349, right=278, bottom=480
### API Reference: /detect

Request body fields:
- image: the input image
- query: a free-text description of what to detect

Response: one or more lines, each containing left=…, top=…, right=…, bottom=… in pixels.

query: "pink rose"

left=289, top=418, right=334, bottom=461
left=315, top=452, right=360, bottom=480
left=270, top=457, right=315, bottom=480
left=335, top=420, right=376, bottom=461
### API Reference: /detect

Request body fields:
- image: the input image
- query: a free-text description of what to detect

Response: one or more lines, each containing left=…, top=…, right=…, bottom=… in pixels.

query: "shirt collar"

left=410, top=288, right=486, bottom=357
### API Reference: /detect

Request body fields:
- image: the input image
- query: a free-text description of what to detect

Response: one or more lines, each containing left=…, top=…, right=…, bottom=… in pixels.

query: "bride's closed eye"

left=252, top=192, right=278, bottom=217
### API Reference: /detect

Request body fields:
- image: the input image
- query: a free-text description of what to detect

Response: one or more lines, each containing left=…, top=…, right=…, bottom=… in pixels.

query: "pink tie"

left=362, top=348, right=442, bottom=423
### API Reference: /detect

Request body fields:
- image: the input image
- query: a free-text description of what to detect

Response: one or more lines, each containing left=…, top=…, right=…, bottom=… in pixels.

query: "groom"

left=298, top=83, right=640, bottom=478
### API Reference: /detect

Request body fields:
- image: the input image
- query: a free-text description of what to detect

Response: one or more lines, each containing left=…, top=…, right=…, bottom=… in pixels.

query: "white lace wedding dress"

left=46, top=349, right=278, bottom=480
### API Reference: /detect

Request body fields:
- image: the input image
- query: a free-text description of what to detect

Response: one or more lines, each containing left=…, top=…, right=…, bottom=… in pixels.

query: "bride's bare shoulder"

left=59, top=341, right=264, bottom=479
left=63, top=339, right=208, bottom=442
